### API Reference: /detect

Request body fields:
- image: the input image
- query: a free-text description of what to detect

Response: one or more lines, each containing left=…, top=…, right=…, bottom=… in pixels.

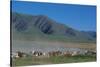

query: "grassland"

left=12, top=55, right=96, bottom=66
left=12, top=40, right=96, bottom=53
left=12, top=41, right=96, bottom=66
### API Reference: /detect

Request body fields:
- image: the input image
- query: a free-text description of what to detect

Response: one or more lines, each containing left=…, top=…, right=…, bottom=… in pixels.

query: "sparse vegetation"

left=12, top=55, right=96, bottom=66
left=12, top=12, right=96, bottom=42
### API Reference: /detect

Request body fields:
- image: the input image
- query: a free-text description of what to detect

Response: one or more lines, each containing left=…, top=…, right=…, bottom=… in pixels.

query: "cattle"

left=48, top=50, right=62, bottom=57
left=11, top=51, right=24, bottom=58
left=13, top=48, right=96, bottom=58
left=32, top=51, right=43, bottom=57
left=62, top=51, right=72, bottom=57
left=13, top=51, right=27, bottom=58
left=86, top=50, right=96, bottom=56
left=71, top=51, right=80, bottom=56
left=11, top=52, right=19, bottom=58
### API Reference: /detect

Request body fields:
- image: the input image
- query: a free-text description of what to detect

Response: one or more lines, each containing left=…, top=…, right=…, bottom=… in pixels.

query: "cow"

left=62, top=51, right=72, bottom=57
left=32, top=51, right=43, bottom=57
left=48, top=50, right=62, bottom=57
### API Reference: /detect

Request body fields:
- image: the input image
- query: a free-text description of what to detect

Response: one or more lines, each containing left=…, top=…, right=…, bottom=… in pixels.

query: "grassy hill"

left=11, top=12, right=96, bottom=42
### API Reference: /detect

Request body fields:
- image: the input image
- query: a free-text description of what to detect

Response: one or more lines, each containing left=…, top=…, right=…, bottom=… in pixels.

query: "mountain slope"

left=11, top=12, right=96, bottom=42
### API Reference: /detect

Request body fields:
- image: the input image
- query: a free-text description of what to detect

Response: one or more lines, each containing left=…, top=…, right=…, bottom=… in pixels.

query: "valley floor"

left=12, top=55, right=96, bottom=66
left=12, top=40, right=96, bottom=53
left=11, top=40, right=96, bottom=66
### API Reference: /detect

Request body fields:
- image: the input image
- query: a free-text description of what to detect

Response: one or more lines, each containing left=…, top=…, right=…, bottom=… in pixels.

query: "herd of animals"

left=11, top=48, right=96, bottom=59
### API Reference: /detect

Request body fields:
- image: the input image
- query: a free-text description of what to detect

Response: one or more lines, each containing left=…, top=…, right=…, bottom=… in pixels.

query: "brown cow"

left=48, top=51, right=62, bottom=57
left=62, top=51, right=72, bottom=57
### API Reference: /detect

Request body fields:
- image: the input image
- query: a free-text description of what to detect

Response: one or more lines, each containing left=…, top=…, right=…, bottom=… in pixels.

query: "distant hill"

left=11, top=12, right=96, bottom=42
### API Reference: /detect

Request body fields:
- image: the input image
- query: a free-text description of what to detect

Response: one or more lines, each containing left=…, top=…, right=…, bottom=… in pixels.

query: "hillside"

left=11, top=12, right=96, bottom=42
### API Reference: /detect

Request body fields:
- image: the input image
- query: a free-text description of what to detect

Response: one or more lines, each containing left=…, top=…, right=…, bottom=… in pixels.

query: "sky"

left=11, top=1, right=96, bottom=31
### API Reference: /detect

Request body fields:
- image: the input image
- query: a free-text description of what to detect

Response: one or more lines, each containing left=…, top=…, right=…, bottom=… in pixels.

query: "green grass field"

left=12, top=55, right=96, bottom=66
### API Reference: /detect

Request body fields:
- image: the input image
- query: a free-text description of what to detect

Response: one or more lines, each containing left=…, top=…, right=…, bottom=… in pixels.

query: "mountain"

left=11, top=12, right=96, bottom=42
